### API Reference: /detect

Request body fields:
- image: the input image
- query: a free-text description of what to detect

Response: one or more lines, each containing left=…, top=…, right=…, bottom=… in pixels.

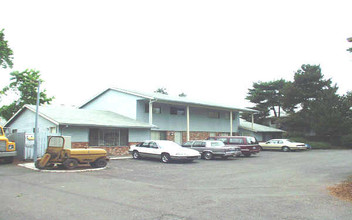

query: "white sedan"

left=259, top=139, right=307, bottom=152
left=129, top=140, right=201, bottom=163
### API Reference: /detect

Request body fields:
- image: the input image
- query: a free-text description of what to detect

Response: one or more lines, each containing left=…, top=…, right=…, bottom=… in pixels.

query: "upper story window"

left=145, top=104, right=161, bottom=114
left=170, top=107, right=185, bottom=115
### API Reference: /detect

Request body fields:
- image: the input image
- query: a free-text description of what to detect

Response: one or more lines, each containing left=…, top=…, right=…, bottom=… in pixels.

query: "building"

left=80, top=88, right=258, bottom=144
left=5, top=88, right=258, bottom=155
left=238, top=119, right=285, bottom=142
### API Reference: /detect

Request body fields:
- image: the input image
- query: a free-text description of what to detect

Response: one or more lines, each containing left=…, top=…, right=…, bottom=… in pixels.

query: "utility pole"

left=33, top=80, right=40, bottom=162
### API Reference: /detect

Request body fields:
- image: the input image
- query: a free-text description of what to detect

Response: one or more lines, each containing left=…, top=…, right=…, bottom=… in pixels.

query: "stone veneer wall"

left=71, top=142, right=130, bottom=156
left=162, top=131, right=223, bottom=143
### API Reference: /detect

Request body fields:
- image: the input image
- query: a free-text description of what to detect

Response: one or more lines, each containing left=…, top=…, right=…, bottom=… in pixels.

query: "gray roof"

left=6, top=105, right=153, bottom=128
left=239, top=119, right=285, bottom=133
left=81, top=87, right=258, bottom=113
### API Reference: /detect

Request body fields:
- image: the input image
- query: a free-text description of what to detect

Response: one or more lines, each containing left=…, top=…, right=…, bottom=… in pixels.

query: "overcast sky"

left=1, top=0, right=352, bottom=109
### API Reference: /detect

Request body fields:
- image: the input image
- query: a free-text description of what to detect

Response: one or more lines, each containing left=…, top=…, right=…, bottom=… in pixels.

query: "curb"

left=17, top=163, right=107, bottom=173
left=109, top=156, right=132, bottom=160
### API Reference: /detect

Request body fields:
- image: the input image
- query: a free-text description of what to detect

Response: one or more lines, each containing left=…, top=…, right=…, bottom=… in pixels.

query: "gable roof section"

left=80, top=87, right=258, bottom=113
left=239, top=119, right=285, bottom=133
left=5, top=105, right=153, bottom=128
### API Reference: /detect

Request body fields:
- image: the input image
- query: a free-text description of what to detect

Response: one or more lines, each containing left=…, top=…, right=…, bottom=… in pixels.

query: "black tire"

left=243, top=153, right=251, bottom=157
left=203, top=152, right=213, bottom=160
left=91, top=158, right=107, bottom=168
left=282, top=146, right=290, bottom=152
left=161, top=153, right=171, bottom=163
left=63, top=159, right=78, bottom=170
left=132, top=151, right=140, bottom=159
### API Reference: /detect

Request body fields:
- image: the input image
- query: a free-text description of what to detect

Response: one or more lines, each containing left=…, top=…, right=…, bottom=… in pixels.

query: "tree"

left=0, top=29, right=14, bottom=69
left=347, top=37, right=352, bottom=53
left=178, top=92, right=187, bottom=97
left=246, top=79, right=287, bottom=123
left=154, top=87, right=168, bottom=95
left=0, top=69, right=54, bottom=120
left=282, top=64, right=333, bottom=112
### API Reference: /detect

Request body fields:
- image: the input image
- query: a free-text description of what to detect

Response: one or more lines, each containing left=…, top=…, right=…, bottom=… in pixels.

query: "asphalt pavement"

left=1, top=150, right=352, bottom=220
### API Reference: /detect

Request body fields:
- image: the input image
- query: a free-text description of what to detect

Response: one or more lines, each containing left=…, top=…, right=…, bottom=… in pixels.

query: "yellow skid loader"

left=35, top=136, right=109, bottom=170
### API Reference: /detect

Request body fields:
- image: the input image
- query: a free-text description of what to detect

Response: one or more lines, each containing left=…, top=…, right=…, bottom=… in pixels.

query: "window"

left=49, top=127, right=57, bottom=134
left=208, top=111, right=220, bottom=119
left=89, top=128, right=128, bottom=147
left=145, top=104, right=161, bottom=114
left=182, top=141, right=193, bottom=147
left=217, top=138, right=228, bottom=144
left=246, top=137, right=258, bottom=144
left=211, top=142, right=225, bottom=147
left=193, top=141, right=206, bottom=147
left=229, top=138, right=244, bottom=144
left=151, top=131, right=167, bottom=140
left=170, top=107, right=185, bottom=115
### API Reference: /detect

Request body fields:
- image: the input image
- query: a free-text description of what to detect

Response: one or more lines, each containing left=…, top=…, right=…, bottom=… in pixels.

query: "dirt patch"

left=328, top=179, right=352, bottom=202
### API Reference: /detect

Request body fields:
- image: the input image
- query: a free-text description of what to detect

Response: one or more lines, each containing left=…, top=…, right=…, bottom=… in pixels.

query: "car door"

left=192, top=141, right=206, bottom=153
left=267, top=140, right=280, bottom=150
left=148, top=141, right=162, bottom=158
left=138, top=142, right=151, bottom=158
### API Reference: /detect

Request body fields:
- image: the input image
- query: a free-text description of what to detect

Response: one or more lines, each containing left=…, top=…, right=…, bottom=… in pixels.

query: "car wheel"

left=203, top=152, right=213, bottom=160
left=161, top=153, right=171, bottom=163
left=243, top=153, right=251, bottom=157
left=91, top=158, right=107, bottom=168
left=282, top=146, right=290, bottom=152
left=63, top=159, right=78, bottom=170
left=132, top=151, right=140, bottom=159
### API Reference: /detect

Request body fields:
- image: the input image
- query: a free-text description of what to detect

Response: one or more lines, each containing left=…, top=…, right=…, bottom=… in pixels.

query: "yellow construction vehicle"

left=0, top=126, right=16, bottom=163
left=35, top=136, right=108, bottom=169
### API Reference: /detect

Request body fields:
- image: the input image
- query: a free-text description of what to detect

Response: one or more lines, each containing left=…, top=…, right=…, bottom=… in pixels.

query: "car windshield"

left=246, top=137, right=258, bottom=144
left=211, top=142, right=225, bottom=147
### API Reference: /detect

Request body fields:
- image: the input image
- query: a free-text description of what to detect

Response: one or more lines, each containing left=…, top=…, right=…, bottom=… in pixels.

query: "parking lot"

left=1, top=150, right=352, bottom=220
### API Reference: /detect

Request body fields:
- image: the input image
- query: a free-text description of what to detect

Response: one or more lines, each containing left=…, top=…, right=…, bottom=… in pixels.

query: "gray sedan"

left=182, top=140, right=241, bottom=160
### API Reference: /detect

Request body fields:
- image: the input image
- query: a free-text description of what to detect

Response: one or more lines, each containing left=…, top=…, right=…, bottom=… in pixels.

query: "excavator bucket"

left=36, top=153, right=51, bottom=169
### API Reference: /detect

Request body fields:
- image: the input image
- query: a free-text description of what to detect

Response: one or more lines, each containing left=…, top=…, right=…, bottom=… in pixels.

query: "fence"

left=8, top=132, right=59, bottom=160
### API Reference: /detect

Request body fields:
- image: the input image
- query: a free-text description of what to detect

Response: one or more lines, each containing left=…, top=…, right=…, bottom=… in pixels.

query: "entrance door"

left=174, top=132, right=182, bottom=145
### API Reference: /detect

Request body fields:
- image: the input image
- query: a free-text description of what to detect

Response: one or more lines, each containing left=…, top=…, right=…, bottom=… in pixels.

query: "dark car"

left=207, top=136, right=260, bottom=157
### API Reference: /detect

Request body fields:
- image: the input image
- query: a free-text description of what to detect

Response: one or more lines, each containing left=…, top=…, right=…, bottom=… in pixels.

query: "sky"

left=1, top=0, right=352, bottom=109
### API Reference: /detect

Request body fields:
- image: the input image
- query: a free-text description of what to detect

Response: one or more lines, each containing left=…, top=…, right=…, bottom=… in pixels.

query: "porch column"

left=186, top=105, right=190, bottom=141
left=251, top=114, right=254, bottom=129
left=149, top=100, right=153, bottom=125
left=230, top=110, right=233, bottom=135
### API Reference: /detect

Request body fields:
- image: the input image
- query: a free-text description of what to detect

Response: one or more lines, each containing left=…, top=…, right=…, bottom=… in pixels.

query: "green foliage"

left=0, top=29, right=14, bottom=69
left=154, top=87, right=168, bottom=95
left=282, top=64, right=333, bottom=112
left=347, top=37, right=352, bottom=53
left=341, top=134, right=352, bottom=148
left=179, top=92, right=187, bottom=97
left=0, top=69, right=54, bottom=120
left=246, top=79, right=287, bottom=122
left=246, top=63, right=352, bottom=146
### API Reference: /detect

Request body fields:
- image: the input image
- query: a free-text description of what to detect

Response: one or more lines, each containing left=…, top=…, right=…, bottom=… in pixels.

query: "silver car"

left=182, top=140, right=241, bottom=160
